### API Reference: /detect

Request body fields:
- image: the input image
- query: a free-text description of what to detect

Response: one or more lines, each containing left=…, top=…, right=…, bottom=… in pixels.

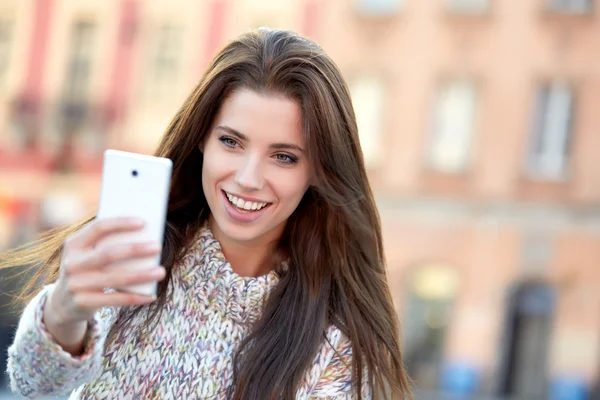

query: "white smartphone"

left=96, top=149, right=172, bottom=296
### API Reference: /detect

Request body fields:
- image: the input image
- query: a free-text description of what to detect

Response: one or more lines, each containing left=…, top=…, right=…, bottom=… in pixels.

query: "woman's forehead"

left=214, top=89, right=305, bottom=147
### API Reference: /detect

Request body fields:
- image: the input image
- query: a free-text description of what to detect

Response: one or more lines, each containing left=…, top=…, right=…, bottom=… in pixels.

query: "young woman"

left=3, top=28, right=412, bottom=399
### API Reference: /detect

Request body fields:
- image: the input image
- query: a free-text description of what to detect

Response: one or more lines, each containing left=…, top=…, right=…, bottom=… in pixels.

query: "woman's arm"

left=42, top=286, right=90, bottom=356
left=6, top=284, right=119, bottom=398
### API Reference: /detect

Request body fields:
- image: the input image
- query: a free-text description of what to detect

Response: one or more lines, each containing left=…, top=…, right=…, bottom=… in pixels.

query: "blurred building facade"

left=0, top=0, right=599, bottom=398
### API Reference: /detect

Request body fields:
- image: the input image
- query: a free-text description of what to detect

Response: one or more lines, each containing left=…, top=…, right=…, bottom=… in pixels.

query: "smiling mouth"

left=223, top=190, right=271, bottom=212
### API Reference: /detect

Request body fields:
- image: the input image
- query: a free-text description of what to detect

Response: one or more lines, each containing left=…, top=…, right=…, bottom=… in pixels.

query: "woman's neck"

left=208, top=217, right=281, bottom=278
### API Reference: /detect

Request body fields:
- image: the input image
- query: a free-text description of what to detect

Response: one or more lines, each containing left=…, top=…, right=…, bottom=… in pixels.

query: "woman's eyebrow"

left=270, top=143, right=305, bottom=153
left=215, top=125, right=248, bottom=141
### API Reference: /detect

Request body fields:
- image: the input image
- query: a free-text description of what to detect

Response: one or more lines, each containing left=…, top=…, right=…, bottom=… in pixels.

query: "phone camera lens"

left=132, top=170, right=138, bottom=177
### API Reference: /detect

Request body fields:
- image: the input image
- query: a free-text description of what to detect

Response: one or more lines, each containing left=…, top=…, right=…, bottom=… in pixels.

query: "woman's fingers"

left=52, top=218, right=164, bottom=324
left=66, top=266, right=166, bottom=292
left=67, top=217, right=145, bottom=250
left=62, top=241, right=162, bottom=275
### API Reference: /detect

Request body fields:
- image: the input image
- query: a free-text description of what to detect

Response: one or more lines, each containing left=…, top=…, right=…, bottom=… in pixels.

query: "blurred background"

left=0, top=0, right=599, bottom=399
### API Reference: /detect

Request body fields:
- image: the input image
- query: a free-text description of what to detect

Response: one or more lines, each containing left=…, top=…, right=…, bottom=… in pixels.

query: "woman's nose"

left=234, top=158, right=264, bottom=191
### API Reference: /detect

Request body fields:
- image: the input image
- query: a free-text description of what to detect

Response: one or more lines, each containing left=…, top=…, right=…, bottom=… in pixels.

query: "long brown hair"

left=2, top=28, right=411, bottom=399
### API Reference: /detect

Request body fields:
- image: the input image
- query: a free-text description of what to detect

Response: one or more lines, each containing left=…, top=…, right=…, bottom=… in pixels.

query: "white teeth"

left=225, top=192, right=268, bottom=211
left=254, top=202, right=267, bottom=210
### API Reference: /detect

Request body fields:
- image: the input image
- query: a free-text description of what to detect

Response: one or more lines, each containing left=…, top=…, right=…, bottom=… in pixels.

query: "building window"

left=547, top=0, right=592, bottom=13
left=525, top=81, right=573, bottom=181
left=349, top=76, right=386, bottom=168
left=147, top=24, right=181, bottom=97
left=0, top=17, right=13, bottom=87
left=354, top=0, right=404, bottom=16
left=64, top=20, right=96, bottom=101
left=446, top=0, right=490, bottom=14
left=427, top=78, right=477, bottom=174
left=56, top=20, right=99, bottom=165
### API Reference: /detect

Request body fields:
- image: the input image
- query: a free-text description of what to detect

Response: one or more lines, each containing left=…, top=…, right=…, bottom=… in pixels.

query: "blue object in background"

left=439, top=362, right=479, bottom=396
left=550, top=376, right=589, bottom=400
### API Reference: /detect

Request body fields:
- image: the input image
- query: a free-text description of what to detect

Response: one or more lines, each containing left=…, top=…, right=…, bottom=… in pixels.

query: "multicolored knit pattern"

left=7, top=226, right=370, bottom=399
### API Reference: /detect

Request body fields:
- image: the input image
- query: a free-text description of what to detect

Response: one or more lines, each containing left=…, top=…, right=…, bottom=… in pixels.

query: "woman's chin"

left=212, top=216, right=264, bottom=243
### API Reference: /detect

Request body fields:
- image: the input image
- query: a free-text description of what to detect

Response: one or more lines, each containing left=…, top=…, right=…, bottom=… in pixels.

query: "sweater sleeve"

left=306, top=328, right=371, bottom=399
left=6, top=284, right=118, bottom=398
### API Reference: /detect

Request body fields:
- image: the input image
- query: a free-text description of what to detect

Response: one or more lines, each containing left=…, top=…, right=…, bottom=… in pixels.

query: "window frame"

left=426, top=76, right=480, bottom=174
left=524, top=80, right=575, bottom=181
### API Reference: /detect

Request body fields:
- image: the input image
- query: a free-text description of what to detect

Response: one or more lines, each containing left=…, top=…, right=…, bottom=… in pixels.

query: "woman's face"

left=201, top=89, right=312, bottom=244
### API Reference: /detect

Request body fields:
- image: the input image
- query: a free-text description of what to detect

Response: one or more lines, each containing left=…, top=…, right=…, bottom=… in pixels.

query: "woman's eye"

left=219, top=136, right=238, bottom=148
left=275, top=154, right=298, bottom=164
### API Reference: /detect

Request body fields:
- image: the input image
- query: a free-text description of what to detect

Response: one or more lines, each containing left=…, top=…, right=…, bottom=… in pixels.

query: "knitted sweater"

left=7, top=227, right=369, bottom=399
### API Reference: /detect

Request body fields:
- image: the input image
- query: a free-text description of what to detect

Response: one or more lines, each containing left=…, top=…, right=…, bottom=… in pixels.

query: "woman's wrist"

left=43, top=289, right=89, bottom=356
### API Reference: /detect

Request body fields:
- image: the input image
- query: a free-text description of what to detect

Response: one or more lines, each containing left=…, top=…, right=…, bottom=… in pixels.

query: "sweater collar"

left=177, top=225, right=282, bottom=325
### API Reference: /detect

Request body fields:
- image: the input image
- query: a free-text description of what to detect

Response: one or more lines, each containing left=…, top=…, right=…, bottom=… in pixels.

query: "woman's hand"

left=43, top=217, right=166, bottom=354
